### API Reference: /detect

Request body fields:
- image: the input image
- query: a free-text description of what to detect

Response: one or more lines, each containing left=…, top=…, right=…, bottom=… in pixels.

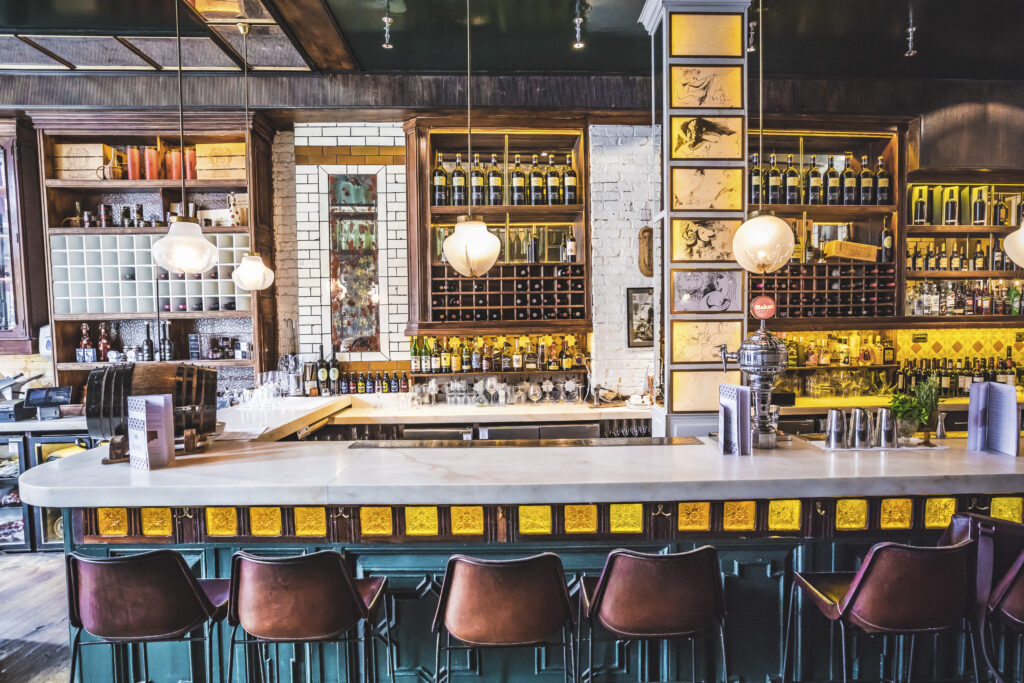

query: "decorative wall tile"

left=879, top=498, right=913, bottom=530
left=96, top=507, right=128, bottom=536
left=670, top=116, right=743, bottom=160
left=671, top=370, right=741, bottom=412
left=451, top=506, right=485, bottom=536
left=723, top=500, right=756, bottom=532
left=140, top=507, right=172, bottom=536
left=670, top=218, right=739, bottom=262
left=671, top=167, right=743, bottom=212
left=992, top=496, right=1023, bottom=524
left=924, top=497, right=956, bottom=529
left=669, top=13, right=744, bottom=57
left=249, top=507, right=282, bottom=536
left=835, top=499, right=869, bottom=531
left=294, top=507, right=327, bottom=536
left=670, top=268, right=743, bottom=314
left=205, top=507, right=238, bottom=536
left=360, top=506, right=393, bottom=536
left=405, top=506, right=439, bottom=536
left=564, top=505, right=598, bottom=534
left=671, top=320, right=743, bottom=364
left=669, top=66, right=743, bottom=109
left=895, top=328, right=1024, bottom=362
left=767, top=500, right=801, bottom=532
left=678, top=501, right=711, bottom=531
left=609, top=503, right=644, bottom=534
left=518, top=505, right=552, bottom=535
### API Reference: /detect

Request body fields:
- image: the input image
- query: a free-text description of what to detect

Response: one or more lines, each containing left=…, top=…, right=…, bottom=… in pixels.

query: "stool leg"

left=838, top=621, right=849, bottom=683
left=567, top=625, right=577, bottom=683
left=227, top=625, right=238, bottom=683
left=69, top=627, right=82, bottom=683
left=563, top=625, right=569, bottom=683
left=587, top=619, right=593, bottom=683
left=782, top=582, right=796, bottom=683
left=383, top=598, right=396, bottom=683
left=968, top=620, right=982, bottom=683
left=718, top=624, right=728, bottom=683
left=907, top=634, right=915, bottom=682
left=433, top=632, right=442, bottom=683
left=446, top=632, right=452, bottom=683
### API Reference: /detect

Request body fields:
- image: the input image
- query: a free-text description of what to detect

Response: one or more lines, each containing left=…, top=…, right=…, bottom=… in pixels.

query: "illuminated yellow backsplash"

left=895, top=328, right=1024, bottom=361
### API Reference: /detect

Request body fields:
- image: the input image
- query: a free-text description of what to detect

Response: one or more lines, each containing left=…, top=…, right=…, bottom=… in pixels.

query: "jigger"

left=876, top=407, right=899, bottom=449
left=850, top=408, right=873, bottom=449
left=825, top=409, right=847, bottom=449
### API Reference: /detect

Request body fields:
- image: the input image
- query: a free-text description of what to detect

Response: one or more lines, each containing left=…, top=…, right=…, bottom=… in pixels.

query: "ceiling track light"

left=572, top=1, right=585, bottom=49
left=904, top=4, right=917, bottom=57
left=382, top=0, right=393, bottom=49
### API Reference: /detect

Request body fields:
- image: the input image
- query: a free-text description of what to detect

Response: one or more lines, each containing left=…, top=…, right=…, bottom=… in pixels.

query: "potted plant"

left=914, top=374, right=942, bottom=446
left=888, top=392, right=924, bottom=439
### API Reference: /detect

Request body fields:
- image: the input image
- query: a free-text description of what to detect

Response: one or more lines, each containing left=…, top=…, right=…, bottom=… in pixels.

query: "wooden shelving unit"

left=763, top=204, right=897, bottom=219
left=906, top=225, right=1015, bottom=236
left=906, top=270, right=1022, bottom=279
left=28, top=110, right=278, bottom=399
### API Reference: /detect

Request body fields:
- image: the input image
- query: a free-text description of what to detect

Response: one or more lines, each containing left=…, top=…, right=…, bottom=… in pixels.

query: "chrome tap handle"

left=718, top=344, right=737, bottom=373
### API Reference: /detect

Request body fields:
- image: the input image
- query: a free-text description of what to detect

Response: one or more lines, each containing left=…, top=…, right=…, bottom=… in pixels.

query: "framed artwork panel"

left=670, top=268, right=744, bottom=314
left=670, top=65, right=743, bottom=109
left=671, top=167, right=743, bottom=212
left=670, top=115, right=744, bottom=160
left=670, top=218, right=740, bottom=262
left=670, top=13, right=745, bottom=57
left=671, top=320, right=744, bottom=364
left=671, top=369, right=741, bottom=412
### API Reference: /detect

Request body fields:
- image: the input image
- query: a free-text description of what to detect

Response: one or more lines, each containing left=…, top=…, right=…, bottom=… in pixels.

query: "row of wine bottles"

left=409, top=335, right=585, bottom=374
left=895, top=353, right=1017, bottom=397
left=305, top=343, right=411, bottom=397
left=432, top=152, right=579, bottom=207
left=910, top=186, right=1023, bottom=227
left=906, top=280, right=1023, bottom=317
left=905, top=239, right=1014, bottom=272
left=750, top=153, right=892, bottom=206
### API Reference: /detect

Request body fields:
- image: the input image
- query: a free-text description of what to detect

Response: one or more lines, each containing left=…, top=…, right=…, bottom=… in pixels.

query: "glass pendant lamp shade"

left=732, top=212, right=795, bottom=274
left=152, top=217, right=218, bottom=275
left=442, top=215, right=501, bottom=277
left=1004, top=227, right=1024, bottom=268
left=232, top=253, right=275, bottom=291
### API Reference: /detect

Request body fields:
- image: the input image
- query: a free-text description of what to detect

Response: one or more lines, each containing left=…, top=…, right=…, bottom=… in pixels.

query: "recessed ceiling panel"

left=0, top=0, right=208, bottom=34
left=122, top=36, right=240, bottom=70
left=0, top=35, right=67, bottom=69
left=212, top=24, right=309, bottom=69
left=185, top=0, right=275, bottom=24
left=21, top=35, right=154, bottom=70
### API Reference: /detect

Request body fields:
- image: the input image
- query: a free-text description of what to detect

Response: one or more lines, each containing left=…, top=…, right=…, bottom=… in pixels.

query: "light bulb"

left=732, top=212, right=795, bottom=274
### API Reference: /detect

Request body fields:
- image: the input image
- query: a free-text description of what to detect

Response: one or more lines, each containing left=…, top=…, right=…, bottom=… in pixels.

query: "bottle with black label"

left=783, top=154, right=800, bottom=204
left=142, top=322, right=155, bottom=362
left=824, top=155, right=840, bottom=205
left=943, top=187, right=959, bottom=226
left=993, top=240, right=1005, bottom=270
left=431, top=338, right=442, bottom=373
left=487, top=154, right=503, bottom=205
left=805, top=154, right=822, bottom=205
left=339, top=372, right=349, bottom=395
left=381, top=371, right=390, bottom=393
left=510, top=154, right=526, bottom=205
left=765, top=153, right=781, bottom=204
left=875, top=156, right=890, bottom=204
left=545, top=155, right=561, bottom=205
left=858, top=154, right=874, bottom=205
left=972, top=188, right=986, bottom=226
left=356, top=371, right=366, bottom=394
left=913, top=187, right=928, bottom=225
left=316, top=344, right=330, bottom=396
left=878, top=216, right=893, bottom=263
left=994, top=195, right=1009, bottom=226
left=973, top=240, right=987, bottom=270
left=528, top=154, right=545, bottom=205
left=841, top=153, right=858, bottom=205
left=390, top=372, right=399, bottom=393
left=431, top=152, right=448, bottom=206
left=470, top=153, right=486, bottom=206
left=562, top=154, right=578, bottom=204
left=749, top=153, right=762, bottom=205
left=450, top=153, right=467, bottom=206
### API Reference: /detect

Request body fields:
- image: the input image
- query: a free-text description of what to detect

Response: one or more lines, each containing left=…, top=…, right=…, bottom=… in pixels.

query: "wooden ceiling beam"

left=263, top=0, right=359, bottom=72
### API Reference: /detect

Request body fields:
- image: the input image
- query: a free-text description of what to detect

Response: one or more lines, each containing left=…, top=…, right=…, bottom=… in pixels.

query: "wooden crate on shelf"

left=195, top=142, right=247, bottom=180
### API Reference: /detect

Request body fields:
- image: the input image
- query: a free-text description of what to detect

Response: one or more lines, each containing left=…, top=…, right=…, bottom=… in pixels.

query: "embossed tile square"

left=609, top=504, right=643, bottom=534
left=925, top=497, right=956, bottom=529
left=678, top=502, right=711, bottom=532
left=992, top=497, right=1023, bottom=524
left=767, top=500, right=801, bottom=532
left=405, top=506, right=439, bottom=536
left=206, top=507, right=238, bottom=536
left=519, top=505, right=552, bottom=535
left=880, top=498, right=913, bottom=530
left=97, top=507, right=128, bottom=536
left=294, top=507, right=327, bottom=536
left=564, top=505, right=598, bottom=534
left=360, top=506, right=393, bottom=536
left=141, top=507, right=172, bottom=536
left=451, top=506, right=484, bottom=535
left=835, top=499, right=868, bottom=531
left=249, top=507, right=282, bottom=536
left=723, top=501, right=756, bottom=532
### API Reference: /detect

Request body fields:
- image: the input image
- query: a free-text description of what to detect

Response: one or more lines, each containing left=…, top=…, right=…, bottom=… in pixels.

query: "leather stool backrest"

left=590, top=547, right=724, bottom=638
left=841, top=540, right=973, bottom=633
left=66, top=550, right=217, bottom=641
left=228, top=550, right=366, bottom=641
left=433, top=553, right=572, bottom=646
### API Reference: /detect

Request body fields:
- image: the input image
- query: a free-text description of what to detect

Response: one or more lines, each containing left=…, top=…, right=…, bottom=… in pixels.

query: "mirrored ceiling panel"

left=211, top=24, right=309, bottom=70
left=22, top=35, right=155, bottom=70
left=185, top=0, right=275, bottom=24
left=122, top=36, right=240, bottom=70
left=0, top=35, right=67, bottom=69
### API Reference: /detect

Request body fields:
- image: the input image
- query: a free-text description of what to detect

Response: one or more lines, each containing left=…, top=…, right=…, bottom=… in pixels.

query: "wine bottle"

left=316, top=344, right=330, bottom=396
left=937, top=241, right=949, bottom=270
left=563, top=231, right=577, bottom=263
left=431, top=338, right=442, bottom=373
left=950, top=242, right=963, bottom=271
left=142, top=322, right=154, bottom=362
left=841, top=153, right=858, bottom=205
left=824, top=155, right=840, bottom=205
left=528, top=154, right=545, bottom=205
left=805, top=154, right=822, bottom=205
left=512, top=339, right=524, bottom=370
left=510, top=154, right=526, bottom=206
left=765, top=153, right=781, bottom=204
left=974, top=240, right=987, bottom=270
left=545, top=155, right=561, bottom=205
left=451, top=153, right=467, bottom=206
left=783, top=154, right=800, bottom=204
left=913, top=187, right=928, bottom=225
left=409, top=336, right=421, bottom=374
left=924, top=244, right=936, bottom=270
left=972, top=188, right=986, bottom=226
left=432, top=152, right=448, bottom=206
left=943, top=187, right=959, bottom=226
left=461, top=339, right=471, bottom=372
left=562, top=153, right=578, bottom=204
left=875, top=156, right=890, bottom=205
left=470, top=153, right=486, bottom=206
left=995, top=195, right=1009, bottom=226
left=878, top=216, right=893, bottom=263
left=858, top=154, right=874, bottom=205
left=487, top=154, right=503, bottom=205
left=328, top=344, right=341, bottom=395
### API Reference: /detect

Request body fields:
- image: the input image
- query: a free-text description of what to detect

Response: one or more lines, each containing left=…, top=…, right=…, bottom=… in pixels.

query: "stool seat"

left=579, top=575, right=600, bottom=619
left=791, top=572, right=858, bottom=621
left=357, top=576, right=387, bottom=615
left=199, top=578, right=231, bottom=621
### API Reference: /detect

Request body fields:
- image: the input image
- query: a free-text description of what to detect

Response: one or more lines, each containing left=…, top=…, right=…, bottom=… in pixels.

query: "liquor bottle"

left=895, top=360, right=906, bottom=393
left=950, top=243, right=963, bottom=271
left=924, top=244, right=936, bottom=271
left=381, top=371, right=390, bottom=393
left=943, top=187, right=959, bottom=226
left=993, top=240, right=1005, bottom=270
left=824, top=155, right=841, bottom=205
left=328, top=344, right=341, bottom=395
left=841, top=153, right=858, bottom=205
left=400, top=371, right=409, bottom=392
left=805, top=155, right=822, bottom=205
left=450, top=153, right=467, bottom=206
left=510, top=154, right=527, bottom=205
left=563, top=231, right=577, bottom=263
left=512, top=339, right=524, bottom=370
left=856, top=155, right=874, bottom=205
left=972, top=188, right=986, bottom=226
left=142, top=322, right=155, bottom=361
left=347, top=372, right=357, bottom=394
left=487, top=154, right=503, bottom=205
left=409, top=336, right=421, bottom=374
left=460, top=341, right=471, bottom=373
left=882, top=337, right=895, bottom=364
left=316, top=344, right=330, bottom=396
left=765, top=153, right=782, bottom=204
left=545, top=155, right=561, bottom=205
left=431, top=339, right=442, bottom=373
left=390, top=372, right=399, bottom=393
left=451, top=339, right=463, bottom=373
left=912, top=187, right=928, bottom=225
left=470, top=153, right=486, bottom=206
left=526, top=228, right=539, bottom=263
left=783, top=154, right=800, bottom=204
left=471, top=339, right=482, bottom=371
left=431, top=152, right=448, bottom=206
left=500, top=342, right=512, bottom=372
left=562, top=154, right=578, bottom=204
left=440, top=338, right=452, bottom=373
left=481, top=340, right=492, bottom=372
left=749, top=153, right=762, bottom=205
left=995, top=195, right=1009, bottom=226
left=338, top=372, right=349, bottom=395
left=937, top=242, right=949, bottom=270
left=906, top=247, right=915, bottom=270
left=356, top=372, right=366, bottom=394
left=973, top=240, right=987, bottom=270
left=547, top=344, right=561, bottom=371
left=878, top=216, right=893, bottom=263
left=524, top=340, right=538, bottom=370
left=528, top=154, right=545, bottom=205
left=875, top=156, right=891, bottom=205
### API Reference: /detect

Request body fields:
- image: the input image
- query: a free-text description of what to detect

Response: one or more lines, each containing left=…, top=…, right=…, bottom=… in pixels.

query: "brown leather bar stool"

left=578, top=547, right=727, bottom=682
left=433, top=553, right=576, bottom=682
left=782, top=539, right=978, bottom=683
left=226, top=550, right=394, bottom=683
left=66, top=549, right=229, bottom=683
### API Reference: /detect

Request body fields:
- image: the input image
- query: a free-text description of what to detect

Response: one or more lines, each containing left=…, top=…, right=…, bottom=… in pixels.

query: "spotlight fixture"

left=572, top=1, right=585, bottom=49
left=747, top=21, right=757, bottom=53
left=904, top=4, right=917, bottom=57
left=382, top=0, right=393, bottom=49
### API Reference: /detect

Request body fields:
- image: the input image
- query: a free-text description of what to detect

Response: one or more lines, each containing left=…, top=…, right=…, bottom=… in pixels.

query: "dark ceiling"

left=0, top=0, right=1021, bottom=80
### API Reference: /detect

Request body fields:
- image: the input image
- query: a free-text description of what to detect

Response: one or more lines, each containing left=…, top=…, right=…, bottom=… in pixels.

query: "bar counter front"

left=21, top=436, right=1024, bottom=682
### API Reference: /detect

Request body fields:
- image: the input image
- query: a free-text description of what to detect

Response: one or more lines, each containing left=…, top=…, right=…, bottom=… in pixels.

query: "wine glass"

left=485, top=377, right=499, bottom=405
left=542, top=380, right=555, bottom=403
left=528, top=383, right=542, bottom=404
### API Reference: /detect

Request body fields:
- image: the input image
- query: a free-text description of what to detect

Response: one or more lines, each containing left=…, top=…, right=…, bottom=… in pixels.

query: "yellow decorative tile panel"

left=678, top=502, right=711, bottom=532
left=140, top=507, right=173, bottom=536
left=609, top=504, right=644, bottom=534
left=895, top=328, right=1024, bottom=363
left=518, top=505, right=552, bottom=535
left=835, top=499, right=869, bottom=531
left=723, top=501, right=757, bottom=532
left=925, top=497, right=957, bottom=530
left=249, top=507, right=282, bottom=536
left=360, top=507, right=393, bottom=536
left=992, top=497, right=1024, bottom=524
left=564, top=505, right=598, bottom=534
left=880, top=498, right=913, bottom=530
left=96, top=507, right=128, bottom=536
left=405, top=506, right=439, bottom=536
left=451, top=506, right=485, bottom=536
left=205, top=507, right=238, bottom=536
left=669, top=12, right=744, bottom=57
left=767, top=500, right=801, bottom=532
left=294, top=507, right=327, bottom=537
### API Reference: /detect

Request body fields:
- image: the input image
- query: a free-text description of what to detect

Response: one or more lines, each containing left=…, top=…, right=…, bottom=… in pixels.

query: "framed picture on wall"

left=670, top=268, right=743, bottom=314
left=626, top=287, right=654, bottom=348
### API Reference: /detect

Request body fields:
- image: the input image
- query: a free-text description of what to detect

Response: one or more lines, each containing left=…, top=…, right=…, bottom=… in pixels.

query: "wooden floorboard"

left=0, top=552, right=69, bottom=683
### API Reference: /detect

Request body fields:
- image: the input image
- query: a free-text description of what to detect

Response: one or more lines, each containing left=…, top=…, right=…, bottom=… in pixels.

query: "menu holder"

left=719, top=384, right=751, bottom=456
left=967, top=382, right=1020, bottom=457
left=128, top=394, right=175, bottom=470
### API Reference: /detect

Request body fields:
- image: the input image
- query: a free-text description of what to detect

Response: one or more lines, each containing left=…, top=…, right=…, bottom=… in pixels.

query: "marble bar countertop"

left=328, top=395, right=652, bottom=425
left=218, top=396, right=351, bottom=441
left=0, top=415, right=89, bottom=434
left=19, top=435, right=1024, bottom=508
left=781, top=396, right=1021, bottom=416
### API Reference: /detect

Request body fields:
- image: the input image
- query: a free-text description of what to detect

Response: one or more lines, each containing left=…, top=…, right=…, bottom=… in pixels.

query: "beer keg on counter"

left=85, top=363, right=217, bottom=460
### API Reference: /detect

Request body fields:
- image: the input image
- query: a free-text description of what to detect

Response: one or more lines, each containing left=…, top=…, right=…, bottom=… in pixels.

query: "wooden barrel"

left=85, top=363, right=217, bottom=440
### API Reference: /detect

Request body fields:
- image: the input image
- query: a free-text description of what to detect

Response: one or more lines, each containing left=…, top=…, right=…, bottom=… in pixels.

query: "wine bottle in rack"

left=765, top=153, right=781, bottom=204
left=858, top=154, right=874, bottom=205
left=878, top=216, right=893, bottom=263
left=529, top=154, right=545, bottom=205
left=783, top=154, right=800, bottom=204
left=487, top=154, right=503, bottom=205
left=749, top=153, right=762, bottom=205
left=451, top=153, right=467, bottom=206
left=841, top=153, right=858, bottom=205
left=805, top=154, right=822, bottom=205
left=510, top=154, right=527, bottom=205
left=824, top=155, right=840, bottom=205
left=875, top=156, right=890, bottom=204
left=470, top=153, right=486, bottom=206
left=432, top=152, right=449, bottom=206
left=562, top=153, right=578, bottom=204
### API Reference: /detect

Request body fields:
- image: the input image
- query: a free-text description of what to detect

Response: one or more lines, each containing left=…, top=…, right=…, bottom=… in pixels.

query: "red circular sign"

left=750, top=295, right=777, bottom=320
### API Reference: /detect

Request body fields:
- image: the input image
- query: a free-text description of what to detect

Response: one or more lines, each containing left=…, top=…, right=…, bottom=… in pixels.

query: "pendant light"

left=441, top=0, right=501, bottom=278
left=731, top=0, right=793, bottom=275
left=1004, top=227, right=1024, bottom=268
left=228, top=22, right=275, bottom=290
left=151, top=0, right=218, bottom=275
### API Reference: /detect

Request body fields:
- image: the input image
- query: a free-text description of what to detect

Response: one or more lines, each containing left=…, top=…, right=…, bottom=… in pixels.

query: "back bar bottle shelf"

left=404, top=116, right=591, bottom=335
left=750, top=260, right=898, bottom=319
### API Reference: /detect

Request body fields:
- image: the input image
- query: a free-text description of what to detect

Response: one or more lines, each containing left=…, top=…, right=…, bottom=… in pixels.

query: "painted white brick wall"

left=589, top=125, right=659, bottom=395
left=272, top=131, right=299, bottom=356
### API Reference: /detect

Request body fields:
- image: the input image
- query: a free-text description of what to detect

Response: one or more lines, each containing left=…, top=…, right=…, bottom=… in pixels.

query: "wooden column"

left=641, top=0, right=749, bottom=433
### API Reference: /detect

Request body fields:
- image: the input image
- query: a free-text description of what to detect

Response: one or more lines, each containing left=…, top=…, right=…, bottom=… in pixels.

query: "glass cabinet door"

left=0, top=145, right=15, bottom=332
